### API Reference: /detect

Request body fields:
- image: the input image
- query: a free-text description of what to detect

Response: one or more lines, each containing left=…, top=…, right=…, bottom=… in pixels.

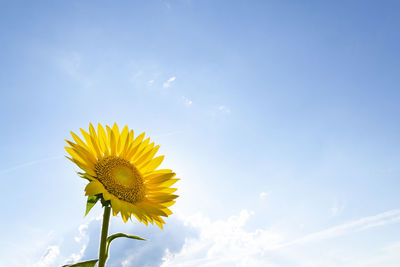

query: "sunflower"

left=65, top=123, right=178, bottom=229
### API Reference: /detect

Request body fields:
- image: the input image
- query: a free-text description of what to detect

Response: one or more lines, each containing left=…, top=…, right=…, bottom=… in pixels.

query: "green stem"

left=98, top=205, right=111, bottom=267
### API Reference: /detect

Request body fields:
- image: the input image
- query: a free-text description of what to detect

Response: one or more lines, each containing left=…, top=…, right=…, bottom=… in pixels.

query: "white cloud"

left=162, top=210, right=282, bottom=267
left=64, top=244, right=87, bottom=265
left=182, top=96, right=193, bottom=107
left=218, top=105, right=231, bottom=114
left=32, top=246, right=60, bottom=267
left=60, top=215, right=193, bottom=267
left=74, top=224, right=88, bottom=243
left=25, top=207, right=400, bottom=267
left=163, top=76, right=176, bottom=88
left=63, top=223, right=90, bottom=265
left=147, top=80, right=155, bottom=86
left=161, top=209, right=400, bottom=267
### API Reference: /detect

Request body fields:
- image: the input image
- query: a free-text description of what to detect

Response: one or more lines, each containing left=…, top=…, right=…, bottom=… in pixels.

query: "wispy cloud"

left=164, top=2, right=171, bottom=9
left=132, top=70, right=143, bottom=80
left=218, top=105, right=231, bottom=114
left=0, top=156, right=63, bottom=176
left=283, top=209, right=400, bottom=247
left=60, top=52, right=81, bottom=77
left=331, top=199, right=346, bottom=217
left=147, top=79, right=155, bottom=87
left=58, top=52, right=93, bottom=88
left=163, top=76, right=176, bottom=88
left=32, top=246, right=59, bottom=267
left=259, top=191, right=270, bottom=200
left=181, top=96, right=192, bottom=107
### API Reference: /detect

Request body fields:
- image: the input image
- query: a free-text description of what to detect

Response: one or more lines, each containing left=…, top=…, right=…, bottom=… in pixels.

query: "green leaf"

left=62, top=259, right=98, bottom=267
left=105, top=233, right=146, bottom=260
left=85, top=195, right=99, bottom=216
left=107, top=233, right=146, bottom=243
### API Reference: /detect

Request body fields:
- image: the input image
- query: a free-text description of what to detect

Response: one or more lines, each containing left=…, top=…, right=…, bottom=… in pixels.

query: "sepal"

left=85, top=195, right=100, bottom=216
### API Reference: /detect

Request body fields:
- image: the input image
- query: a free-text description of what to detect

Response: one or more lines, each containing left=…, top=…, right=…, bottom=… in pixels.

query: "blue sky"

left=1, top=0, right=400, bottom=266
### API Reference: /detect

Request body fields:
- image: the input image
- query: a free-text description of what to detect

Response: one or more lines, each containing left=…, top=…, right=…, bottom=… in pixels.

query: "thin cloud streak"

left=280, top=209, right=400, bottom=248
left=0, top=156, right=64, bottom=176
left=0, top=131, right=180, bottom=176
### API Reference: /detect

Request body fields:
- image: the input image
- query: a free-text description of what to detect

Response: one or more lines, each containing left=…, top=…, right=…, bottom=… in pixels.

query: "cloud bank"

left=31, top=208, right=400, bottom=267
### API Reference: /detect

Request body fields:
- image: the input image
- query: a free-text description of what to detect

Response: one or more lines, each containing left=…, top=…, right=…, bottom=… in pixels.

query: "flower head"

left=65, top=123, right=178, bottom=229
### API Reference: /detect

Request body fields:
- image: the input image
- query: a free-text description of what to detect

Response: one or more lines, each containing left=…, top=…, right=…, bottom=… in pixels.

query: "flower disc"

left=95, top=156, right=146, bottom=204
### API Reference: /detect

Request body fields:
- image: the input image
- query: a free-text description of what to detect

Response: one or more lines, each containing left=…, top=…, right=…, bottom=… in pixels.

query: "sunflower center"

left=94, top=156, right=145, bottom=204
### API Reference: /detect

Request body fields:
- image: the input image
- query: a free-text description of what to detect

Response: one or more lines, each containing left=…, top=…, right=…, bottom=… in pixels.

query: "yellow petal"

left=112, top=123, right=120, bottom=140
left=65, top=141, right=97, bottom=167
left=126, top=134, right=146, bottom=160
left=65, top=156, right=96, bottom=176
left=109, top=130, right=117, bottom=156
left=65, top=146, right=85, bottom=163
left=132, top=141, right=154, bottom=162
left=131, top=137, right=150, bottom=160
left=143, top=156, right=164, bottom=173
left=97, top=123, right=109, bottom=156
left=80, top=129, right=100, bottom=159
left=148, top=187, right=177, bottom=194
left=158, top=178, right=180, bottom=187
left=148, top=194, right=179, bottom=203
left=121, top=212, right=129, bottom=223
left=161, top=201, right=176, bottom=208
left=111, top=198, right=123, bottom=215
left=162, top=208, right=173, bottom=216
left=145, top=172, right=176, bottom=184
left=118, top=126, right=129, bottom=155
left=130, top=206, right=147, bottom=222
left=119, top=130, right=132, bottom=158
left=89, top=123, right=103, bottom=158
left=85, top=181, right=104, bottom=196
left=89, top=123, right=98, bottom=140
left=136, top=202, right=168, bottom=217
left=135, top=144, right=158, bottom=167
left=70, top=131, right=88, bottom=149
left=153, top=217, right=165, bottom=229
left=125, top=142, right=140, bottom=160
